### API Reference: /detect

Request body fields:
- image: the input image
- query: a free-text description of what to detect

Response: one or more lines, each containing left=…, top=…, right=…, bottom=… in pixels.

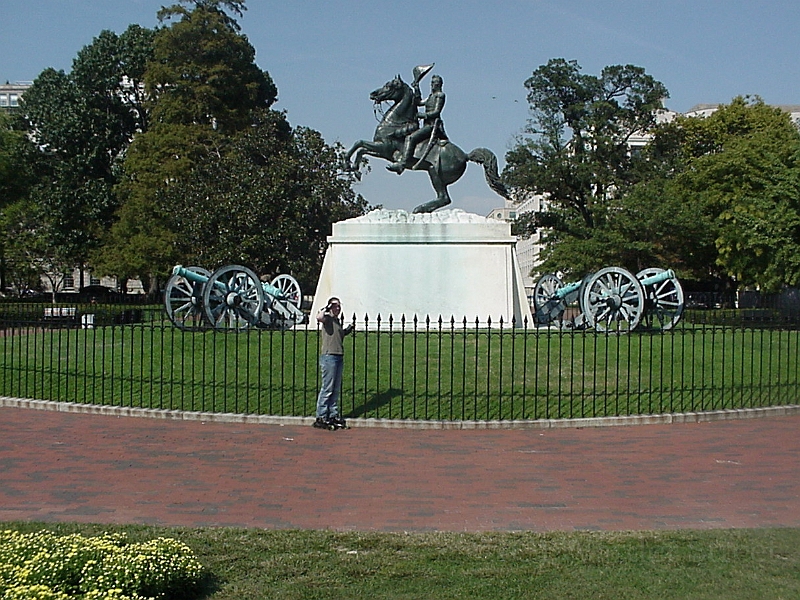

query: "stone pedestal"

left=311, top=209, right=532, bottom=327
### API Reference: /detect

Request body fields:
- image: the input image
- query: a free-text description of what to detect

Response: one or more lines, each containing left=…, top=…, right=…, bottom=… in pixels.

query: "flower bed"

left=0, top=530, right=204, bottom=599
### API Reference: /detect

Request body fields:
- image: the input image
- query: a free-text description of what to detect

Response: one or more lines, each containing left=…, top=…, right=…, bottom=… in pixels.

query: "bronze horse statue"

left=346, top=74, right=509, bottom=213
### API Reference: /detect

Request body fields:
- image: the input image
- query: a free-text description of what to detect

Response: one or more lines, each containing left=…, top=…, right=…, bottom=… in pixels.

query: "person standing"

left=314, top=297, right=354, bottom=429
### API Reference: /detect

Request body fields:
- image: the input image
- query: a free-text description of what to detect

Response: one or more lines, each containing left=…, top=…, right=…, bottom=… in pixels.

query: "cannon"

left=533, top=274, right=587, bottom=327
left=532, top=267, right=684, bottom=333
left=164, top=264, right=305, bottom=331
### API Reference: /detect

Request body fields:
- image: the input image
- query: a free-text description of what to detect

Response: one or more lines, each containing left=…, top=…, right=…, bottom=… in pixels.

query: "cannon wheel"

left=533, top=274, right=567, bottom=325
left=582, top=267, right=645, bottom=334
left=271, top=274, right=302, bottom=308
left=637, top=268, right=685, bottom=331
left=164, top=266, right=211, bottom=331
left=203, top=265, right=265, bottom=331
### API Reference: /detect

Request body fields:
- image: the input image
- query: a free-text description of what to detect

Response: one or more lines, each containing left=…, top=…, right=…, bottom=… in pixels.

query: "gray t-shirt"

left=319, top=314, right=348, bottom=355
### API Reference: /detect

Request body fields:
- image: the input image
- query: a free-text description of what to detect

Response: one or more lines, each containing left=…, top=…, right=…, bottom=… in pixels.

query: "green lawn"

left=3, top=522, right=800, bottom=599
left=2, top=324, right=798, bottom=421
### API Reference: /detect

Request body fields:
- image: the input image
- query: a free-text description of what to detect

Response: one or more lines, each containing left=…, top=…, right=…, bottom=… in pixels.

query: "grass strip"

left=3, top=522, right=800, bottom=599
left=2, top=325, right=798, bottom=421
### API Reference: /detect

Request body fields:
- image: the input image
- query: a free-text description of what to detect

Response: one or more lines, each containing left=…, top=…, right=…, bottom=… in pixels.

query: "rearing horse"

left=346, top=75, right=509, bottom=213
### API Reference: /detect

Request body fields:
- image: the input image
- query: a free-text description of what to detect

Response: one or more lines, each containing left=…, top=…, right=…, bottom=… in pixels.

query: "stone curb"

left=2, top=396, right=799, bottom=430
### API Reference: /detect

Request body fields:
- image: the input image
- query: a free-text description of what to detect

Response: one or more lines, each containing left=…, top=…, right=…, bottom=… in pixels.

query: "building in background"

left=0, top=81, right=31, bottom=110
left=685, top=103, right=800, bottom=125
left=487, top=195, right=543, bottom=296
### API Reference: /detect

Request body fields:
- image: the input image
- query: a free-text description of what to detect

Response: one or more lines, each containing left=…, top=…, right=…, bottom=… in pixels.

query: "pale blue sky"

left=3, top=0, right=799, bottom=213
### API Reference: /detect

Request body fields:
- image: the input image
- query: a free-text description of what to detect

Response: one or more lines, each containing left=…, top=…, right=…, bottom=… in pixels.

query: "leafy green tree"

left=0, top=198, right=74, bottom=299
left=0, top=111, right=36, bottom=292
left=162, top=111, right=368, bottom=290
left=104, top=0, right=364, bottom=292
left=18, top=25, right=155, bottom=286
left=72, top=24, right=154, bottom=134
left=149, top=0, right=276, bottom=131
left=650, top=97, right=800, bottom=291
left=504, top=59, right=669, bottom=276
left=0, top=111, right=30, bottom=208
left=597, top=177, right=718, bottom=281
left=95, top=122, right=216, bottom=288
left=102, top=0, right=279, bottom=289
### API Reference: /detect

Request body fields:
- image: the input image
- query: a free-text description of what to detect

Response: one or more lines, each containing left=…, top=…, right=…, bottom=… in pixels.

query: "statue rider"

left=387, top=67, right=448, bottom=174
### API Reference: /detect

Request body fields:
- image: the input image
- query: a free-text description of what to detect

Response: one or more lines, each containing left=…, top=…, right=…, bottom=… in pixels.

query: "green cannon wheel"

left=203, top=264, right=265, bottom=331
left=533, top=273, right=567, bottom=325
left=164, top=266, right=211, bottom=331
left=582, top=267, right=645, bottom=334
left=637, top=268, right=685, bottom=331
left=270, top=274, right=302, bottom=308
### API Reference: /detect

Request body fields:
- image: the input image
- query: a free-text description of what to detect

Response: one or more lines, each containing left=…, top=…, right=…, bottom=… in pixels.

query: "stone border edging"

left=2, top=396, right=799, bottom=429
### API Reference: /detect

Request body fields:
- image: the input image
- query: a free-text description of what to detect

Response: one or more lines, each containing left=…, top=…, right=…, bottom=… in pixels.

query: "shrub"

left=0, top=530, right=203, bottom=600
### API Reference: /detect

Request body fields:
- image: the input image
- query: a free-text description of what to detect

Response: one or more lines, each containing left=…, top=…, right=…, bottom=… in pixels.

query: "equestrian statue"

left=346, top=65, right=510, bottom=213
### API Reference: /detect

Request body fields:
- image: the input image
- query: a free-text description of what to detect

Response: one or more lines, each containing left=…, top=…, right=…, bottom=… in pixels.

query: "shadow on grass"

left=346, top=388, right=403, bottom=419
left=194, top=571, right=222, bottom=600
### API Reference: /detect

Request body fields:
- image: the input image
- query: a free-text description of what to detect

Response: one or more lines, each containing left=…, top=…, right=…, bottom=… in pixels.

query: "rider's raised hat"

left=413, top=64, right=435, bottom=83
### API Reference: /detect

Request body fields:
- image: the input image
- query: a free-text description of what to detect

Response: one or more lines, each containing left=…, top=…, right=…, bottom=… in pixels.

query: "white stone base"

left=311, top=209, right=533, bottom=327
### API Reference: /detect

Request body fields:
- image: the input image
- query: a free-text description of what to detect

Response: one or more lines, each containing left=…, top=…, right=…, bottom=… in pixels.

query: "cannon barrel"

left=173, top=264, right=287, bottom=300
left=639, top=268, right=675, bottom=288
left=550, top=270, right=675, bottom=300
left=173, top=265, right=229, bottom=293
left=261, top=281, right=284, bottom=299
left=553, top=279, right=582, bottom=300
left=173, top=264, right=208, bottom=284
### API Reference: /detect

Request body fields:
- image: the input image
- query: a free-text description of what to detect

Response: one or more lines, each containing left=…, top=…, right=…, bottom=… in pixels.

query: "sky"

left=3, top=0, right=800, bottom=214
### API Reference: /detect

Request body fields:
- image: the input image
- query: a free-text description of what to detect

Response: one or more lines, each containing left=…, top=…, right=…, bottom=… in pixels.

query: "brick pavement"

left=0, top=406, right=799, bottom=532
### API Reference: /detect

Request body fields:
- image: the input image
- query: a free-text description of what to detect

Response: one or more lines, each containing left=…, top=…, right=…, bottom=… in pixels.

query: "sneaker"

left=312, top=417, right=329, bottom=429
left=329, top=416, right=347, bottom=430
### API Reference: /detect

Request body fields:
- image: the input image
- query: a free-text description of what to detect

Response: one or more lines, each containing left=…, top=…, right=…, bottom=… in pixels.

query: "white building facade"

left=0, top=82, right=31, bottom=110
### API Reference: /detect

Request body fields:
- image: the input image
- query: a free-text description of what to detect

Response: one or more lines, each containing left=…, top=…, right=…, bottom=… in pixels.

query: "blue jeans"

left=316, top=354, right=343, bottom=419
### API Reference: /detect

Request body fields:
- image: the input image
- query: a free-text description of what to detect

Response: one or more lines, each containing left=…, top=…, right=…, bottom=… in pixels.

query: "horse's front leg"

left=346, top=140, right=384, bottom=171
left=344, top=140, right=365, bottom=171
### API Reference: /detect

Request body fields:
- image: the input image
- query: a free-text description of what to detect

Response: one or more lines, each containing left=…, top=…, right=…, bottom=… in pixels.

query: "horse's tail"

left=467, top=148, right=511, bottom=200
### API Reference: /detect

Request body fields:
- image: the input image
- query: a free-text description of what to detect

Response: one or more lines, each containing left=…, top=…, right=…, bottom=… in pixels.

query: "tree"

left=18, top=25, right=155, bottom=286
left=94, top=122, right=216, bottom=288
left=101, top=0, right=279, bottom=289
left=0, top=111, right=30, bottom=209
left=161, top=111, right=368, bottom=289
left=504, top=59, right=669, bottom=276
left=0, top=198, right=74, bottom=300
left=650, top=97, right=800, bottom=291
left=103, top=0, right=364, bottom=291
left=598, top=177, right=718, bottom=280
left=0, top=111, right=36, bottom=292
left=149, top=0, right=276, bottom=131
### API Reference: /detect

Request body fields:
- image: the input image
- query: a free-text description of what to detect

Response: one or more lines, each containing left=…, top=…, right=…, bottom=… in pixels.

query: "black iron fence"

left=1, top=299, right=799, bottom=422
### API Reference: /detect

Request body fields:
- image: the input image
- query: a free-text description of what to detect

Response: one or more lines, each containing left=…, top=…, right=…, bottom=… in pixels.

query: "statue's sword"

left=412, top=117, right=441, bottom=170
